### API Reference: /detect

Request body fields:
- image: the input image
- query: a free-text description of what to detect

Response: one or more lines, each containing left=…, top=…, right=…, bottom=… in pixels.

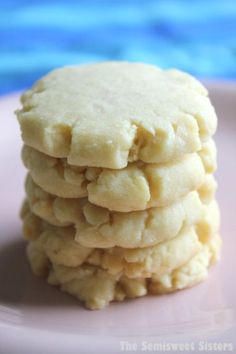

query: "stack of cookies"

left=16, top=62, right=221, bottom=310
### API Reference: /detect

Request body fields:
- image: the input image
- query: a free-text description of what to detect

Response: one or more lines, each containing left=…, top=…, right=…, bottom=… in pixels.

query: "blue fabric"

left=1, top=0, right=236, bottom=94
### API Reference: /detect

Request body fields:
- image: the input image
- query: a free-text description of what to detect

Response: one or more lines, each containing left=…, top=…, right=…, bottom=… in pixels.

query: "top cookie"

left=16, top=62, right=217, bottom=169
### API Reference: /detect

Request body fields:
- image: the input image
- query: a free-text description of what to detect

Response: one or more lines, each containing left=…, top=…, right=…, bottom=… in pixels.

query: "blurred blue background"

left=1, top=0, right=236, bottom=94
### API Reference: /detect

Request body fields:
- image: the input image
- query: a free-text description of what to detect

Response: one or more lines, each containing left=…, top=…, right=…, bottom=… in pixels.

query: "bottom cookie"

left=26, top=234, right=221, bottom=310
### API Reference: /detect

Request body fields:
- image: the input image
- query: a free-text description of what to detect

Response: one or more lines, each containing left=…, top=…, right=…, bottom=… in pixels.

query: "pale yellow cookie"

left=25, top=213, right=202, bottom=279
left=24, top=173, right=217, bottom=248
left=197, top=174, right=217, bottom=204
left=198, top=139, right=217, bottom=174
left=75, top=193, right=204, bottom=248
left=196, top=200, right=220, bottom=243
left=22, top=139, right=216, bottom=206
left=16, top=62, right=217, bottom=169
left=87, top=152, right=205, bottom=211
left=20, top=200, right=45, bottom=240
left=49, top=265, right=122, bottom=310
left=24, top=153, right=206, bottom=214
left=149, top=234, right=221, bottom=294
left=26, top=238, right=49, bottom=277
left=27, top=233, right=221, bottom=309
left=22, top=191, right=203, bottom=248
left=22, top=145, right=89, bottom=199
left=38, top=226, right=93, bottom=268
left=89, top=139, right=216, bottom=211
left=100, top=226, right=201, bottom=278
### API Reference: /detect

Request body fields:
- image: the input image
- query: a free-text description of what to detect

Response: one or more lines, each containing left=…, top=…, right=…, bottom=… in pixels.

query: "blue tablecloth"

left=1, top=0, right=236, bottom=94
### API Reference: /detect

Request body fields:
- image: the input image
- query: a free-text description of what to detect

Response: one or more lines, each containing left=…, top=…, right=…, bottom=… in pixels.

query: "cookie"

left=24, top=196, right=220, bottom=280
left=197, top=174, right=217, bottom=204
left=27, top=233, right=221, bottom=310
left=196, top=200, right=220, bottom=243
left=22, top=140, right=216, bottom=212
left=23, top=193, right=203, bottom=249
left=20, top=199, right=44, bottom=241
left=24, top=154, right=207, bottom=215
left=24, top=174, right=216, bottom=248
left=75, top=198, right=218, bottom=250
left=25, top=213, right=202, bottom=279
left=149, top=234, right=221, bottom=294
left=16, top=62, right=217, bottom=169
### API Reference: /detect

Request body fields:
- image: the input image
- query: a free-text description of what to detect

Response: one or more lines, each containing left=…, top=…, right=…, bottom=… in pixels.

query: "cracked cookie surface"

left=16, top=62, right=217, bottom=169
left=24, top=212, right=203, bottom=279
left=23, top=197, right=219, bottom=279
left=26, top=229, right=221, bottom=309
left=23, top=172, right=217, bottom=248
left=22, top=140, right=216, bottom=211
left=22, top=141, right=216, bottom=212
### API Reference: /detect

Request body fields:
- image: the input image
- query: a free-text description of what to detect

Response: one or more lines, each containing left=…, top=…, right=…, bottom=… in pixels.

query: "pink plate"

left=0, top=84, right=236, bottom=354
